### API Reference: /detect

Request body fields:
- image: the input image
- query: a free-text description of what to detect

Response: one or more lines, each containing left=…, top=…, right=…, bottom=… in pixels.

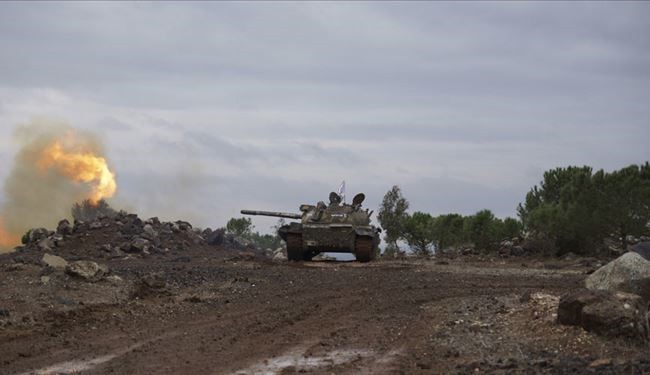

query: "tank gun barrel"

left=240, top=210, right=302, bottom=219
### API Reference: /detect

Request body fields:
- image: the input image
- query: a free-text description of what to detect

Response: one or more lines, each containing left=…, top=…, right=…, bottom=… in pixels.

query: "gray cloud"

left=0, top=2, right=649, bottom=233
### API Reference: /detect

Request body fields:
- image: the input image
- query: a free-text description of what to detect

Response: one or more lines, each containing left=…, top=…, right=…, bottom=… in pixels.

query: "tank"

left=241, top=192, right=381, bottom=262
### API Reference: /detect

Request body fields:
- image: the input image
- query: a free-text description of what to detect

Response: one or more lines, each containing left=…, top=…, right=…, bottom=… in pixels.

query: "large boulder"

left=65, top=261, right=109, bottom=282
left=558, top=289, right=648, bottom=340
left=585, top=252, right=650, bottom=301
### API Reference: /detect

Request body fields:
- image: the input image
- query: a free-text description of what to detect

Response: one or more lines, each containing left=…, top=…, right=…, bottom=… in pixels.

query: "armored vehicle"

left=241, top=192, right=380, bottom=262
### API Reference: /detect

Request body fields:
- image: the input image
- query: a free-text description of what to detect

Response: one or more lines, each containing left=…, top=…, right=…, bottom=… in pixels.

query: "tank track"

left=286, top=233, right=303, bottom=261
left=355, top=236, right=375, bottom=262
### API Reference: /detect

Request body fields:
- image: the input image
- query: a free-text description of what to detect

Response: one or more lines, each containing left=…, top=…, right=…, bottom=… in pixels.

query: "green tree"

left=249, top=232, right=282, bottom=249
left=599, top=163, right=650, bottom=248
left=465, top=209, right=499, bottom=251
left=403, top=211, right=435, bottom=256
left=500, top=217, right=523, bottom=239
left=431, top=213, right=466, bottom=252
left=518, top=164, right=650, bottom=256
left=226, top=217, right=254, bottom=237
left=377, top=185, right=409, bottom=251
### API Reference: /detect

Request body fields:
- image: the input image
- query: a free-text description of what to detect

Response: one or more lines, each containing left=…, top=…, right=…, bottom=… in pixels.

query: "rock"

left=128, top=238, right=150, bottom=253
left=273, top=251, right=287, bottom=261
left=4, top=263, right=25, bottom=272
left=176, top=221, right=192, bottom=231
left=562, top=252, right=577, bottom=261
left=56, top=219, right=73, bottom=235
left=40, top=276, right=51, bottom=285
left=510, top=246, right=525, bottom=256
left=558, top=289, right=607, bottom=326
left=105, top=275, right=123, bottom=285
left=582, top=292, right=647, bottom=339
left=206, top=228, right=225, bottom=245
left=37, top=237, right=55, bottom=251
left=42, top=254, right=68, bottom=269
left=89, top=221, right=104, bottom=230
left=585, top=252, right=650, bottom=300
left=132, top=272, right=169, bottom=298
left=140, top=272, right=166, bottom=289
left=631, top=242, right=650, bottom=261
left=28, top=228, right=51, bottom=244
left=188, top=231, right=204, bottom=245
left=65, top=261, right=109, bottom=282
left=142, top=224, right=158, bottom=239
left=51, top=234, right=65, bottom=247
left=558, top=289, right=647, bottom=339
left=589, top=358, right=612, bottom=368
left=145, top=217, right=160, bottom=225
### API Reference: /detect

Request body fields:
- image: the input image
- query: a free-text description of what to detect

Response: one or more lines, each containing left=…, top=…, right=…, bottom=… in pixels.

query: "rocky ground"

left=1, top=216, right=649, bottom=374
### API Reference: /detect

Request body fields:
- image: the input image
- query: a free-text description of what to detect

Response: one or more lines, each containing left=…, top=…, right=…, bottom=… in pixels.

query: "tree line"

left=378, top=162, right=650, bottom=257
left=517, top=163, right=650, bottom=256
left=378, top=186, right=521, bottom=256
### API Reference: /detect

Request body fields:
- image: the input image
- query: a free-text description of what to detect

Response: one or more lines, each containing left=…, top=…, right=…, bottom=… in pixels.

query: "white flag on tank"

left=338, top=180, right=346, bottom=203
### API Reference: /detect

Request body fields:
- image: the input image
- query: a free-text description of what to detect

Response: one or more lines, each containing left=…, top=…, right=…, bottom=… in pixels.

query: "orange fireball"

left=38, top=141, right=117, bottom=204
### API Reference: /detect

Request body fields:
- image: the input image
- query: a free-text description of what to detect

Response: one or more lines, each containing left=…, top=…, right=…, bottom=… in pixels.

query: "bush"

left=71, top=199, right=116, bottom=222
left=21, top=230, right=31, bottom=245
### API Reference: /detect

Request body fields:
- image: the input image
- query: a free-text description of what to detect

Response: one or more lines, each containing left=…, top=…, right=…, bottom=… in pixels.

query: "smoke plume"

left=0, top=120, right=117, bottom=252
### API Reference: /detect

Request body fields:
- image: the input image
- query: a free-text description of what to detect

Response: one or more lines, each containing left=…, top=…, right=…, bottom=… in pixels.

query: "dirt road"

left=1, top=255, right=648, bottom=374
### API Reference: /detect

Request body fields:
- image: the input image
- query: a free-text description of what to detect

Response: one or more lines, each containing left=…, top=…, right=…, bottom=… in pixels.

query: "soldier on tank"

left=328, top=192, right=342, bottom=206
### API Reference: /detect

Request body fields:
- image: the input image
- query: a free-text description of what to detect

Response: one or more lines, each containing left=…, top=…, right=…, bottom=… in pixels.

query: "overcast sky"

left=0, top=2, right=649, bottom=232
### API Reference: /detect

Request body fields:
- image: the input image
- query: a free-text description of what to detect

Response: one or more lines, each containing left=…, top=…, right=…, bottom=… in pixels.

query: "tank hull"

left=279, top=223, right=380, bottom=262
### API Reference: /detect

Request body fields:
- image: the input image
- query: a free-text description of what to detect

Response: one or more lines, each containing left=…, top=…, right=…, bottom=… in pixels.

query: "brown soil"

left=1, top=249, right=648, bottom=374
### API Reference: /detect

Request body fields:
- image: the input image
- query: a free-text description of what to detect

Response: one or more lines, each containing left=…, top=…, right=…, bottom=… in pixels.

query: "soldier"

left=310, top=201, right=327, bottom=222
left=328, top=192, right=342, bottom=206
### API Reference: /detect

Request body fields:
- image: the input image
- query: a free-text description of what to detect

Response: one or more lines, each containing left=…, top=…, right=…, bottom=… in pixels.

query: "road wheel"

left=286, top=233, right=303, bottom=261
left=355, top=236, right=375, bottom=262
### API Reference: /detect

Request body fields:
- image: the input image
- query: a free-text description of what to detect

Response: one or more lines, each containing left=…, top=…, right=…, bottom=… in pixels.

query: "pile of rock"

left=498, top=237, right=525, bottom=258
left=16, top=211, right=217, bottom=259
left=557, top=251, right=650, bottom=341
left=9, top=209, right=276, bottom=265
